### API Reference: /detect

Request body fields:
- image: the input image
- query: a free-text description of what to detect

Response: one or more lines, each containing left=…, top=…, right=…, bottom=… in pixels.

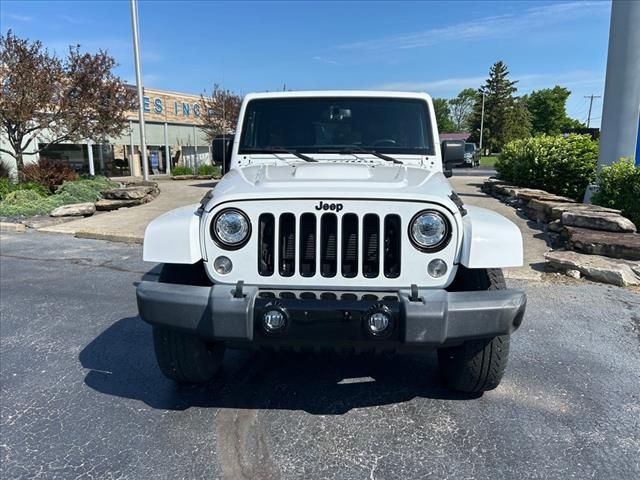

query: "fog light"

left=213, top=256, right=233, bottom=274
left=263, top=308, right=287, bottom=332
left=428, top=259, right=447, bottom=278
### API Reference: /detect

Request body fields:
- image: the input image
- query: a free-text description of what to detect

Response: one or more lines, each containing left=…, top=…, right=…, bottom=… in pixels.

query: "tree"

left=524, top=86, right=583, bottom=135
left=503, top=97, right=532, bottom=144
left=199, top=85, right=242, bottom=141
left=449, top=88, right=478, bottom=131
left=0, top=31, right=134, bottom=174
left=468, top=61, right=527, bottom=152
left=432, top=97, right=455, bottom=133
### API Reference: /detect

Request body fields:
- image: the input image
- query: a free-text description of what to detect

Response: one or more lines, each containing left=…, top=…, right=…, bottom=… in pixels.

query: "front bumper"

left=136, top=282, right=526, bottom=350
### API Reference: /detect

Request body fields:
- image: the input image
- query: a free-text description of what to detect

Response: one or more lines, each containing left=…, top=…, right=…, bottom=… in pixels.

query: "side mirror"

left=441, top=140, right=466, bottom=169
left=212, top=134, right=235, bottom=175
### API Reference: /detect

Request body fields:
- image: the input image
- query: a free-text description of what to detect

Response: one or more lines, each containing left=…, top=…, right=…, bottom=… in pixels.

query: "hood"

left=204, top=162, right=455, bottom=211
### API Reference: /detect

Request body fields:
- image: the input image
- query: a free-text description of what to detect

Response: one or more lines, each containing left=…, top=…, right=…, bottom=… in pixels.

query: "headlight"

left=409, top=210, right=450, bottom=251
left=212, top=209, right=251, bottom=248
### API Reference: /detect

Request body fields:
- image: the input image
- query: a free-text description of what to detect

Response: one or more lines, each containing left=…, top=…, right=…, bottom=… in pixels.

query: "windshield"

left=239, top=97, right=434, bottom=155
left=465, top=143, right=476, bottom=152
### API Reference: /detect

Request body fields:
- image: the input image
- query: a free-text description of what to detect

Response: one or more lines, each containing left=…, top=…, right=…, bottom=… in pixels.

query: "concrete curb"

left=0, top=222, right=26, bottom=232
left=74, top=231, right=143, bottom=244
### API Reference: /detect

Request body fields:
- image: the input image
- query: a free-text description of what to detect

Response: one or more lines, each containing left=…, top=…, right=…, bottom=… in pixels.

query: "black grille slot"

left=279, top=213, right=296, bottom=277
left=341, top=213, right=358, bottom=278
left=257, top=214, right=274, bottom=276
left=384, top=214, right=401, bottom=278
left=299, top=213, right=316, bottom=277
left=320, top=213, right=337, bottom=277
left=362, top=214, right=380, bottom=278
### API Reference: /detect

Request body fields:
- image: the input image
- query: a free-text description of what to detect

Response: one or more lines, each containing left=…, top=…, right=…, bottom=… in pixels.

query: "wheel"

left=438, top=268, right=510, bottom=392
left=152, top=326, right=224, bottom=383
left=152, top=262, right=223, bottom=383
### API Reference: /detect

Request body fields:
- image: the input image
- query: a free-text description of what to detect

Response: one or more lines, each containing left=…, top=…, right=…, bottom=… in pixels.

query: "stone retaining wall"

left=482, top=178, right=640, bottom=286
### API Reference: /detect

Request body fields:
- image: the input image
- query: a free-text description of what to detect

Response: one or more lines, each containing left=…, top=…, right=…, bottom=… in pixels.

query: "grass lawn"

left=480, top=155, right=499, bottom=167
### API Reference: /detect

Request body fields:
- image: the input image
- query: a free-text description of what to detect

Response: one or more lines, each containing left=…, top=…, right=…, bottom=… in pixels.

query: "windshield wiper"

left=244, top=147, right=317, bottom=162
left=329, top=147, right=403, bottom=164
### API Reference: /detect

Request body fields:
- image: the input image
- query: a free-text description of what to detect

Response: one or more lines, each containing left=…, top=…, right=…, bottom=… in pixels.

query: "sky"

left=1, top=0, right=611, bottom=127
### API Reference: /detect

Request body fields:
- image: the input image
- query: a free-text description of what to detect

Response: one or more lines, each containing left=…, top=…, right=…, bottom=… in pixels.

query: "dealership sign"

left=141, top=96, right=202, bottom=118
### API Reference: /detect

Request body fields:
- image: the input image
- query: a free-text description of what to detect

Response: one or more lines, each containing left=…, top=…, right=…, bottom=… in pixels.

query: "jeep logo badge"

left=315, top=201, right=343, bottom=212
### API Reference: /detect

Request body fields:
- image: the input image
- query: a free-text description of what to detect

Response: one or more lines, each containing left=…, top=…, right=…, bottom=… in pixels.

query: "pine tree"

left=468, top=61, right=527, bottom=152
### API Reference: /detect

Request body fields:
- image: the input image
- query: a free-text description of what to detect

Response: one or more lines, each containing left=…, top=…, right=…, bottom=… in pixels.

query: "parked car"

left=463, top=142, right=480, bottom=167
left=137, top=91, right=526, bottom=393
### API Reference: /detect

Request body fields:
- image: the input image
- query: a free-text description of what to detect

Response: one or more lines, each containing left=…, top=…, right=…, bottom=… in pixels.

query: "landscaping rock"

left=526, top=198, right=576, bottom=223
left=565, top=226, right=640, bottom=261
left=50, top=203, right=96, bottom=217
left=547, top=219, right=564, bottom=233
left=95, top=198, right=144, bottom=211
left=561, top=210, right=636, bottom=233
left=545, top=250, right=640, bottom=287
left=549, top=202, right=621, bottom=221
left=565, top=269, right=581, bottom=279
left=102, top=185, right=156, bottom=200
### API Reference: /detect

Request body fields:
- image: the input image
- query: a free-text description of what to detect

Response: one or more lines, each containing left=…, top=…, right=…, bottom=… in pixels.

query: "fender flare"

left=459, top=205, right=523, bottom=268
left=143, top=204, right=202, bottom=264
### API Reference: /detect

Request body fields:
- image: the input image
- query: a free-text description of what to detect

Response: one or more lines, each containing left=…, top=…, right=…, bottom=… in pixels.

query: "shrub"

left=592, top=158, right=640, bottom=227
left=20, top=158, right=78, bottom=193
left=55, top=177, right=119, bottom=203
left=0, top=178, right=49, bottom=201
left=0, top=189, right=64, bottom=217
left=496, top=134, right=598, bottom=200
left=196, top=164, right=219, bottom=176
left=172, top=165, right=194, bottom=176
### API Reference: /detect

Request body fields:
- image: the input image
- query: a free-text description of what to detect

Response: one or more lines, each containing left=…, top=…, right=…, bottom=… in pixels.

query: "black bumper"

left=136, top=282, right=526, bottom=350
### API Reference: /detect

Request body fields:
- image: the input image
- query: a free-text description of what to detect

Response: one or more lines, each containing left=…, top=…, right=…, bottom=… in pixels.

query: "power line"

left=584, top=94, right=602, bottom=128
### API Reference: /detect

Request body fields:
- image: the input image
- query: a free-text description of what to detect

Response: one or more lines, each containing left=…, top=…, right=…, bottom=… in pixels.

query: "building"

left=0, top=86, right=212, bottom=177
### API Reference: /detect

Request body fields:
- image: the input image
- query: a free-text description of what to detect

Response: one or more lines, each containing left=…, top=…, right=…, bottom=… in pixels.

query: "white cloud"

left=312, top=56, right=338, bottom=65
left=338, top=1, right=608, bottom=51
left=8, top=14, right=33, bottom=22
left=371, top=70, right=604, bottom=96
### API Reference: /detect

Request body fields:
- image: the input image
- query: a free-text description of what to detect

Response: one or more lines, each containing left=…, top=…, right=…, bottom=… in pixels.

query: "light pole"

left=130, top=0, right=149, bottom=180
left=479, top=91, right=486, bottom=154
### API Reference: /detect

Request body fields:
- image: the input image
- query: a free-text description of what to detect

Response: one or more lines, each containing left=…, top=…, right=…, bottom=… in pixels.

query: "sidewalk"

left=39, top=178, right=215, bottom=243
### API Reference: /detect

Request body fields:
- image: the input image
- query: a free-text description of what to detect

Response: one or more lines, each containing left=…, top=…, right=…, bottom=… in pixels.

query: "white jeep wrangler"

left=137, top=91, right=526, bottom=393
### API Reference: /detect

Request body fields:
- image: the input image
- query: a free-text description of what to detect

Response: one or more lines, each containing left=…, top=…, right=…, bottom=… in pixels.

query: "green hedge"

left=496, top=134, right=599, bottom=200
left=196, top=164, right=219, bottom=176
left=172, top=165, right=194, bottom=176
left=592, top=158, right=640, bottom=227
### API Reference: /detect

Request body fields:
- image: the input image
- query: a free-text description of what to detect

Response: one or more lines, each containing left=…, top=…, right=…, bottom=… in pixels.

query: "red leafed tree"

left=199, top=84, right=242, bottom=141
left=0, top=30, right=135, bottom=175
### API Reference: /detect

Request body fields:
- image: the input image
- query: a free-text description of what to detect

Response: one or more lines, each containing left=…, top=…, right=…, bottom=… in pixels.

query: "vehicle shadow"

left=79, top=316, right=480, bottom=414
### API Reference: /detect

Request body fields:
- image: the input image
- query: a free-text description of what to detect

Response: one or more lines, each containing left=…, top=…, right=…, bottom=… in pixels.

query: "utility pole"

left=130, top=0, right=149, bottom=181
left=479, top=91, right=486, bottom=154
left=584, top=94, right=601, bottom=128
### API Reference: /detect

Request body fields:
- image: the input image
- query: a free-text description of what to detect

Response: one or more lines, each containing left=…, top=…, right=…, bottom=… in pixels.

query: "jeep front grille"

left=257, top=212, right=401, bottom=279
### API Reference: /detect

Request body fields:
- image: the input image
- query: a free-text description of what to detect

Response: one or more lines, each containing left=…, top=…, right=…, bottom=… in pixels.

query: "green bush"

left=196, top=164, right=219, bottom=176
left=592, top=158, right=640, bottom=227
left=496, top=134, right=598, bottom=200
left=0, top=189, right=64, bottom=217
left=55, top=177, right=119, bottom=203
left=172, top=165, right=194, bottom=176
left=0, top=178, right=49, bottom=201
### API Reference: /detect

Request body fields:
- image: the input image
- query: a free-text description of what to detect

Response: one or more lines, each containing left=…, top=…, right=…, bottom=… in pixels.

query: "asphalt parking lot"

left=1, top=231, right=639, bottom=479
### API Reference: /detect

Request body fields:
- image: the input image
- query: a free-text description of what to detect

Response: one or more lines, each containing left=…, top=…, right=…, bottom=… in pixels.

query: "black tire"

left=438, top=267, right=510, bottom=392
left=152, top=326, right=224, bottom=383
left=152, top=262, right=222, bottom=383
